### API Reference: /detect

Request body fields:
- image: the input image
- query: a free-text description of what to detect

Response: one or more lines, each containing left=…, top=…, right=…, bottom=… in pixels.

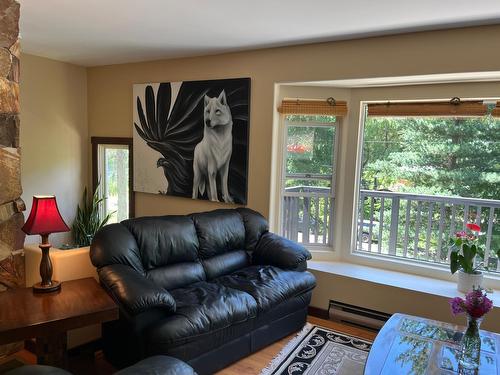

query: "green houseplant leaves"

left=449, top=224, right=500, bottom=275
left=72, top=184, right=113, bottom=247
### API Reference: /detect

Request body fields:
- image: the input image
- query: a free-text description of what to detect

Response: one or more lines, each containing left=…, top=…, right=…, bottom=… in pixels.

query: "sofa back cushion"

left=191, top=209, right=246, bottom=258
left=122, top=216, right=200, bottom=270
left=91, top=208, right=270, bottom=289
left=146, top=262, right=206, bottom=290
left=236, top=208, right=269, bottom=251
left=202, top=250, right=250, bottom=280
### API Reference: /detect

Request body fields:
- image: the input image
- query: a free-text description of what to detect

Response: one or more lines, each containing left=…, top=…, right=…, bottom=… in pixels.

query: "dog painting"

left=133, top=78, right=250, bottom=204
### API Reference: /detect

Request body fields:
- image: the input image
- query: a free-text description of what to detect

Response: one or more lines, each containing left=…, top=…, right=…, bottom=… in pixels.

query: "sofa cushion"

left=215, top=265, right=316, bottom=312
left=236, top=208, right=269, bottom=250
left=145, top=281, right=257, bottom=347
left=122, top=216, right=199, bottom=270
left=191, top=210, right=245, bottom=259
left=201, top=250, right=250, bottom=280
left=146, top=262, right=206, bottom=290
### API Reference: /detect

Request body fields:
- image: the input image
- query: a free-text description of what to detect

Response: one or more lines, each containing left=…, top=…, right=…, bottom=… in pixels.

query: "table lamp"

left=22, top=196, right=70, bottom=293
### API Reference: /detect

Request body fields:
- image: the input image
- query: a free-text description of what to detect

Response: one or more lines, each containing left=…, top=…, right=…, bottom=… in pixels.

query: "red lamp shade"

left=22, top=196, right=70, bottom=235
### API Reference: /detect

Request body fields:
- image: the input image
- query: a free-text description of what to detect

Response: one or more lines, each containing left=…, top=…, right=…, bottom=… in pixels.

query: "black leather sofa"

left=90, top=208, right=316, bottom=374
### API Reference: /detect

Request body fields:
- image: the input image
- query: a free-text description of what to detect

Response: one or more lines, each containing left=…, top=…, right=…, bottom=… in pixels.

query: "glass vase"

left=459, top=314, right=482, bottom=371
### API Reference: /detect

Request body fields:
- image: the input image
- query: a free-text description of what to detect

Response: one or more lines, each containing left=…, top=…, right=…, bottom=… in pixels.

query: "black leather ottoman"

left=116, top=356, right=197, bottom=375
left=5, top=355, right=197, bottom=375
left=4, top=365, right=71, bottom=375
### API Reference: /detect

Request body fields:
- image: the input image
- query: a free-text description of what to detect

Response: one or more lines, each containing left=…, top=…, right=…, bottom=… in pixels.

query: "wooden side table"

left=0, top=277, right=118, bottom=368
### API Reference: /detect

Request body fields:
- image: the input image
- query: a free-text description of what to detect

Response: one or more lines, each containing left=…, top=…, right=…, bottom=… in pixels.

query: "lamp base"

left=33, top=280, right=61, bottom=293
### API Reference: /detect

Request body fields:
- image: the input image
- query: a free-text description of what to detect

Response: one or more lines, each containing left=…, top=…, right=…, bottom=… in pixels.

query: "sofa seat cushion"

left=145, top=281, right=257, bottom=347
left=215, top=265, right=316, bottom=312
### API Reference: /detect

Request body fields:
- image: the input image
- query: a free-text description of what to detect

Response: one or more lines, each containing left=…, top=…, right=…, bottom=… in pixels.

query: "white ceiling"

left=18, top=0, right=500, bottom=67
left=292, top=72, right=500, bottom=88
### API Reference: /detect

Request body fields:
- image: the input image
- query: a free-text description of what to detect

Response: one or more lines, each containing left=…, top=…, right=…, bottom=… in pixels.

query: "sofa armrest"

left=253, top=232, right=311, bottom=270
left=98, top=264, right=176, bottom=316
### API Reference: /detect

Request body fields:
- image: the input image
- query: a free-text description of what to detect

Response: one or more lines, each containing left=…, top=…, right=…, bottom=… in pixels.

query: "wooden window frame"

left=278, top=116, right=340, bottom=249
left=91, top=137, right=135, bottom=219
left=352, top=101, right=500, bottom=268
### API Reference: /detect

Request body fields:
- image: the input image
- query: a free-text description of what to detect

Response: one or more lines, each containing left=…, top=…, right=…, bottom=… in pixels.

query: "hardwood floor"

left=3, top=316, right=376, bottom=375
left=217, top=316, right=377, bottom=375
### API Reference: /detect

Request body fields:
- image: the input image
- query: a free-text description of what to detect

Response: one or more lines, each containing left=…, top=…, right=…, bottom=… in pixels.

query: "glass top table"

left=364, top=313, right=499, bottom=375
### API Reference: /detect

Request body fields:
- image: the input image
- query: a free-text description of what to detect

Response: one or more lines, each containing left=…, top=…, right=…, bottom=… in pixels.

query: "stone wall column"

left=0, top=0, right=24, bottom=358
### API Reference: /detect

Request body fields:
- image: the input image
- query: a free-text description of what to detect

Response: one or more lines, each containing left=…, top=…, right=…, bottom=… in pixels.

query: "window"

left=355, top=101, right=500, bottom=273
left=279, top=115, right=339, bottom=247
left=91, top=137, right=134, bottom=223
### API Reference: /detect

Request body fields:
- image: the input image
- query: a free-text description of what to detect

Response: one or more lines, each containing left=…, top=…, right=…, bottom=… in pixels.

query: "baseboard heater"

left=328, top=300, right=391, bottom=331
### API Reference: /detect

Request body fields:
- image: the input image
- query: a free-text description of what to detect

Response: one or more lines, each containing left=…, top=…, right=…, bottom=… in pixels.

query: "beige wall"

left=86, top=27, right=500, bottom=329
left=87, top=24, right=500, bottom=220
left=310, top=268, right=500, bottom=332
left=20, top=53, right=88, bottom=247
left=11, top=24, right=499, bottom=336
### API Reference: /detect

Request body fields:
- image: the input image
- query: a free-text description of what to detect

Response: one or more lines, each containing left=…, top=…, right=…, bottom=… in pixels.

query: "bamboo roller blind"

left=278, top=98, right=348, bottom=116
left=367, top=100, right=500, bottom=118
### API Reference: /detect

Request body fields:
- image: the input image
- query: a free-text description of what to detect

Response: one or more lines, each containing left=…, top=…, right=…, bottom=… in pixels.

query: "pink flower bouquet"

left=450, top=287, right=493, bottom=319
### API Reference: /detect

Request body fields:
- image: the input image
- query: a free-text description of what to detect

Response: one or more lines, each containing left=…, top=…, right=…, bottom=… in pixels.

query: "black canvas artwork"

left=133, top=78, right=250, bottom=205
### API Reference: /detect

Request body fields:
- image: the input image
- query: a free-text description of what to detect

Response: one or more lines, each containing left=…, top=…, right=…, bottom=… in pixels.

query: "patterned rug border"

left=260, top=323, right=373, bottom=375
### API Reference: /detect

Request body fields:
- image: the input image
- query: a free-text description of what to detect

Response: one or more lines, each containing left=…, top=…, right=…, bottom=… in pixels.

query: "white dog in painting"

left=192, top=90, right=233, bottom=203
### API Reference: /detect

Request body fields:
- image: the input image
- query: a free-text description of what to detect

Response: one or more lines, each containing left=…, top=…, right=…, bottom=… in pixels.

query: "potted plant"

left=449, top=223, right=500, bottom=293
left=72, top=184, right=113, bottom=247
left=450, top=288, right=493, bottom=371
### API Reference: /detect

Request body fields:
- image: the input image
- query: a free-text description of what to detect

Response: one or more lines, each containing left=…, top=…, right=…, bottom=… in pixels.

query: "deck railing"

left=280, top=187, right=500, bottom=272
left=356, top=190, right=500, bottom=272
left=281, top=186, right=333, bottom=246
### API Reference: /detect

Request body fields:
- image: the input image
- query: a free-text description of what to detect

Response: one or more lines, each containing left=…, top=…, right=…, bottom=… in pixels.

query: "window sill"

left=343, top=250, right=500, bottom=291
left=308, top=260, right=500, bottom=308
left=309, top=247, right=337, bottom=261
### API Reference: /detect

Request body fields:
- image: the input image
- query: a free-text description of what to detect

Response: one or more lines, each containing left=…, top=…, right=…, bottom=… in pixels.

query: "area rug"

left=261, top=323, right=373, bottom=375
